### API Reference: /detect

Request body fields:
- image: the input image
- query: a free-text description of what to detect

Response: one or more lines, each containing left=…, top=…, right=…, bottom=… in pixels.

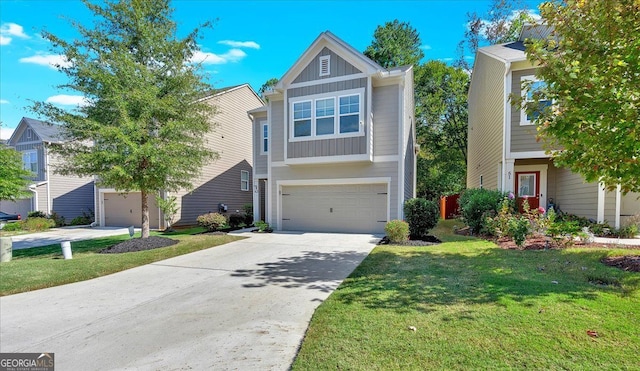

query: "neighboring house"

left=248, top=31, right=416, bottom=234
left=95, top=84, right=264, bottom=228
left=467, top=24, right=639, bottom=228
left=0, top=117, right=95, bottom=222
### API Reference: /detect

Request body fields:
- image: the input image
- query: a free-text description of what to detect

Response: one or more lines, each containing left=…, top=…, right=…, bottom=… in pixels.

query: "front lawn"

left=0, top=229, right=242, bottom=296
left=293, top=220, right=640, bottom=369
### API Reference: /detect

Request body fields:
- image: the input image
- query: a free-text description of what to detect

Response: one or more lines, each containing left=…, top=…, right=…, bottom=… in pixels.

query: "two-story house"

left=95, top=84, right=264, bottom=229
left=0, top=117, right=95, bottom=222
left=249, top=31, right=416, bottom=234
left=467, top=24, right=639, bottom=228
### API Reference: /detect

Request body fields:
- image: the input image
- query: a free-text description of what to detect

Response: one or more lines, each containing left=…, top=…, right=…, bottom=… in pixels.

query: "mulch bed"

left=378, top=235, right=441, bottom=246
left=601, top=256, right=640, bottom=272
left=99, top=236, right=178, bottom=254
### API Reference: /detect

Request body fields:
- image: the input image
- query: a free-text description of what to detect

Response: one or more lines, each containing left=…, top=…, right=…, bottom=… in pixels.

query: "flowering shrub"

left=196, top=212, right=227, bottom=231
left=384, top=220, right=409, bottom=244
left=484, top=196, right=547, bottom=248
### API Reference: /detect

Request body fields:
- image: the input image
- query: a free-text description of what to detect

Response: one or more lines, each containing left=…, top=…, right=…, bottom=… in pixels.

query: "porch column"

left=597, top=182, right=606, bottom=224
left=503, top=159, right=515, bottom=193
left=615, top=184, right=621, bottom=229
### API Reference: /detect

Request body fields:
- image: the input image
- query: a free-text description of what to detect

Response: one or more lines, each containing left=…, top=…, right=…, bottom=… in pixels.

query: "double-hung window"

left=261, top=121, right=268, bottom=154
left=290, top=88, right=363, bottom=140
left=293, top=101, right=312, bottom=137
left=22, top=150, right=37, bottom=173
left=521, top=76, right=551, bottom=125
left=240, top=170, right=249, bottom=191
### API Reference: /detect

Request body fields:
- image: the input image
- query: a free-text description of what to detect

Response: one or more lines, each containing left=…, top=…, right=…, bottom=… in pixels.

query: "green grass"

left=0, top=228, right=241, bottom=296
left=293, top=220, right=640, bottom=370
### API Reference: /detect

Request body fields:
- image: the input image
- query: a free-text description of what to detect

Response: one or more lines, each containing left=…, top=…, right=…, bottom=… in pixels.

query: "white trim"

left=319, top=55, right=330, bottom=77
left=597, top=182, right=606, bottom=223
left=254, top=173, right=268, bottom=179
left=288, top=88, right=365, bottom=142
left=397, top=84, right=405, bottom=220
left=502, top=63, right=512, bottom=191
left=276, top=177, right=392, bottom=232
left=615, top=184, right=621, bottom=229
left=373, top=155, right=399, bottom=162
left=13, top=140, right=41, bottom=146
left=44, top=147, right=51, bottom=214
left=271, top=161, right=286, bottom=168
left=284, top=153, right=371, bottom=166
left=508, top=150, right=549, bottom=159
left=240, top=170, right=250, bottom=191
left=286, top=73, right=368, bottom=90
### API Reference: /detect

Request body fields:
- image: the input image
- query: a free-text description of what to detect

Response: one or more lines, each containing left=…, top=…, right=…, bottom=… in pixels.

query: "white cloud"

left=46, top=95, right=90, bottom=107
left=218, top=40, right=260, bottom=49
left=421, top=44, right=432, bottom=51
left=1, top=23, right=29, bottom=38
left=1, top=127, right=15, bottom=140
left=0, top=99, right=8, bottom=104
left=0, top=36, right=10, bottom=45
left=19, top=54, right=72, bottom=69
left=190, top=48, right=247, bottom=65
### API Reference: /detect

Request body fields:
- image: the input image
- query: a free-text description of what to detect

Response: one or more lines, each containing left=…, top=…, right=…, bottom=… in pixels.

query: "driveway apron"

left=0, top=231, right=379, bottom=370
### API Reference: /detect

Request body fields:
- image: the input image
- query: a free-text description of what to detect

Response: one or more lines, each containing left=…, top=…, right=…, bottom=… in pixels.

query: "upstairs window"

left=261, top=122, right=268, bottom=154
left=22, top=150, right=37, bottom=173
left=293, top=101, right=312, bottom=137
left=319, top=55, right=330, bottom=76
left=290, top=88, right=364, bottom=141
left=521, top=76, right=552, bottom=125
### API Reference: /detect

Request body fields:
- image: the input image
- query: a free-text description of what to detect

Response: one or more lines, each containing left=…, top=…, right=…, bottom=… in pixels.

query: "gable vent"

left=319, top=55, right=330, bottom=77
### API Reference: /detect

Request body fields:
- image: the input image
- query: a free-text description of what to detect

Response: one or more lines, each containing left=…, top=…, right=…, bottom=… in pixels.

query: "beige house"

left=0, top=117, right=95, bottom=222
left=467, top=25, right=639, bottom=228
left=249, top=31, right=416, bottom=234
left=95, top=84, right=264, bottom=228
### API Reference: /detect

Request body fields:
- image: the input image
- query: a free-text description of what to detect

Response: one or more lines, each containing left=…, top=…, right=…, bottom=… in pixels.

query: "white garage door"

left=103, top=193, right=159, bottom=229
left=281, top=184, right=387, bottom=233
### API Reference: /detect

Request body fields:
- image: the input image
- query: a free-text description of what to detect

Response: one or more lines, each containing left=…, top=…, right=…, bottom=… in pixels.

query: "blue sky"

left=0, top=0, right=543, bottom=139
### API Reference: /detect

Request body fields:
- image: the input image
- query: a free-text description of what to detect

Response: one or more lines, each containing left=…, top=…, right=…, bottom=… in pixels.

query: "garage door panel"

left=103, top=193, right=159, bottom=229
left=281, top=184, right=387, bottom=233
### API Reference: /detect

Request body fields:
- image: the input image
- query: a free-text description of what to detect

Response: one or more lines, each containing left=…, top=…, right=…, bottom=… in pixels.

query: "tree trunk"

left=141, top=189, right=150, bottom=239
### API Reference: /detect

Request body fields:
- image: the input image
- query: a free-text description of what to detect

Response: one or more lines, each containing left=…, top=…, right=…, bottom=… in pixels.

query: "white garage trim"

left=99, top=188, right=162, bottom=228
left=276, top=177, right=391, bottom=232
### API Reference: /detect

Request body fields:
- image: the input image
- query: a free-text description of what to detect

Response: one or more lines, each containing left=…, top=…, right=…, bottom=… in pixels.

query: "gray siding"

left=467, top=52, right=505, bottom=189
left=47, top=151, right=95, bottom=221
left=372, top=85, right=399, bottom=156
left=552, top=166, right=598, bottom=220
left=510, top=68, right=544, bottom=153
left=253, top=117, right=268, bottom=175
left=169, top=85, right=262, bottom=226
left=403, top=68, right=416, bottom=201
left=271, top=99, right=285, bottom=162
left=286, top=78, right=368, bottom=159
left=292, top=47, right=362, bottom=84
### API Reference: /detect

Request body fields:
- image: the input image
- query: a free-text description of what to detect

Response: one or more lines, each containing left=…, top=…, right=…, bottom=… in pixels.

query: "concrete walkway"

left=0, top=231, right=379, bottom=370
left=7, top=226, right=141, bottom=250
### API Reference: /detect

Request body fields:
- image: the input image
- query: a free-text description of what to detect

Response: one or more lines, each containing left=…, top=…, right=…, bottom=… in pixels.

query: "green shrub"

left=22, top=217, right=55, bottom=231
left=547, top=220, right=581, bottom=248
left=228, top=214, right=245, bottom=228
left=1, top=222, right=23, bottom=231
left=49, top=212, right=65, bottom=227
left=255, top=220, right=271, bottom=232
left=385, top=220, right=409, bottom=244
left=404, top=198, right=439, bottom=238
left=458, top=188, right=507, bottom=234
left=196, top=212, right=227, bottom=231
left=243, top=203, right=253, bottom=226
left=616, top=224, right=639, bottom=238
left=70, top=209, right=94, bottom=226
left=27, top=211, right=47, bottom=219
left=507, top=216, right=530, bottom=248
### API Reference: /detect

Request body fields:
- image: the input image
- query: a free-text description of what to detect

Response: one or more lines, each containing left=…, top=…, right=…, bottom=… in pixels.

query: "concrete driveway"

left=0, top=231, right=379, bottom=370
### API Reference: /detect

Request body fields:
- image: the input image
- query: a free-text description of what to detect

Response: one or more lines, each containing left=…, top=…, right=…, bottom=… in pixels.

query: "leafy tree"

left=32, top=0, right=217, bottom=238
left=523, top=0, right=640, bottom=193
left=0, top=142, right=33, bottom=201
left=258, top=78, right=278, bottom=100
left=457, top=0, right=535, bottom=69
left=364, top=20, right=424, bottom=68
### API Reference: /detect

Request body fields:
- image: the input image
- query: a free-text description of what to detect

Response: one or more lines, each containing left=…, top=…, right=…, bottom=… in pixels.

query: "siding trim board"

left=288, top=73, right=367, bottom=89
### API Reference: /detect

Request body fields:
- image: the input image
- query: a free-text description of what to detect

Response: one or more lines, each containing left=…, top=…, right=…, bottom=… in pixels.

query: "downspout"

left=501, top=61, right=511, bottom=192
left=45, top=143, right=51, bottom=214
left=28, top=185, right=38, bottom=212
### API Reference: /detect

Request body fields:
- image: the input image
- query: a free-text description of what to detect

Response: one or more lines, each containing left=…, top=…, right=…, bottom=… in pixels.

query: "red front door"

left=515, top=171, right=540, bottom=212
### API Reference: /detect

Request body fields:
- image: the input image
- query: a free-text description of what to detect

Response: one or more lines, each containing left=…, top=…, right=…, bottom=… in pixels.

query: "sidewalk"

left=6, top=226, right=140, bottom=250
left=593, top=236, right=640, bottom=246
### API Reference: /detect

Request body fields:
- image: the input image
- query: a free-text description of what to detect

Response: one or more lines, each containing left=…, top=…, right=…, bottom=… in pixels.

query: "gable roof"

left=9, top=117, right=64, bottom=145
left=197, top=83, right=264, bottom=105
left=275, top=31, right=386, bottom=89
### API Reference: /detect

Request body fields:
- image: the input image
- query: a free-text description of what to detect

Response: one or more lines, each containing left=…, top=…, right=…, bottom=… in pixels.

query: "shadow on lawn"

left=332, top=244, right=639, bottom=313
left=231, top=250, right=370, bottom=293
